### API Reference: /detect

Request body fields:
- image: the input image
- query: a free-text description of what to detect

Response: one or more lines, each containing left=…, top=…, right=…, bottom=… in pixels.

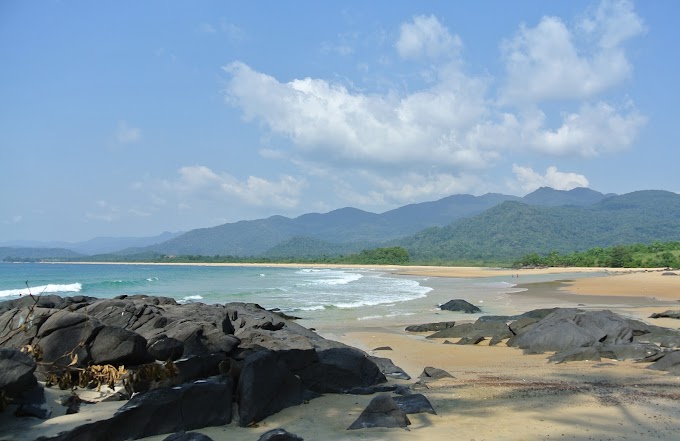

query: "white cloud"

left=116, top=121, right=142, bottom=144
left=221, top=2, right=646, bottom=210
left=501, top=0, right=644, bottom=103
left=396, top=15, right=462, bottom=60
left=511, top=165, right=590, bottom=192
left=169, top=165, right=305, bottom=209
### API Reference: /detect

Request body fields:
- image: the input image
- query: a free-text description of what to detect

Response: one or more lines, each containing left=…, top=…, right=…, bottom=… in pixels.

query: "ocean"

left=0, top=263, right=602, bottom=328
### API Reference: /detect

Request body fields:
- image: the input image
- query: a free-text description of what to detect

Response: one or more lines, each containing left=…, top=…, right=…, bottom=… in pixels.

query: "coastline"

left=5, top=264, right=679, bottom=441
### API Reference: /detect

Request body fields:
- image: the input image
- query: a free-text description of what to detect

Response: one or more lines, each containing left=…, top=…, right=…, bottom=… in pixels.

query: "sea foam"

left=0, top=283, right=82, bottom=298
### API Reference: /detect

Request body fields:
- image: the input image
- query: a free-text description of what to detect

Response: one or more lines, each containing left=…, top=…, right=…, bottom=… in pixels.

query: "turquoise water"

left=0, top=263, right=431, bottom=312
left=0, top=263, right=606, bottom=328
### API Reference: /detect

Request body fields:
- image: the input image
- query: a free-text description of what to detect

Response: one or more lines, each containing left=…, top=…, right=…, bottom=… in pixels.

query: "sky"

left=1, top=0, right=679, bottom=242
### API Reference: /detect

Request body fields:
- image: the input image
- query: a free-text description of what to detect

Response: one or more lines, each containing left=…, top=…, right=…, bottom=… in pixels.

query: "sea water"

left=0, top=263, right=603, bottom=328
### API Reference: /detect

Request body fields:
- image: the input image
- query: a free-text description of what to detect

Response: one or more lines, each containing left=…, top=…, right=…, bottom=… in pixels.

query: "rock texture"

left=347, top=394, right=411, bottom=430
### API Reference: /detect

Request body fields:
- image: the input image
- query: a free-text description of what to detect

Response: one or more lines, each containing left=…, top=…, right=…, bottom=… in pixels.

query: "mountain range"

left=3, top=187, right=679, bottom=263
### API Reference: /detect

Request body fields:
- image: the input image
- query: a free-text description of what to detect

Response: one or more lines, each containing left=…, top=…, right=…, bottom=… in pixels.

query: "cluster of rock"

left=409, top=303, right=680, bottom=371
left=0, top=294, right=411, bottom=440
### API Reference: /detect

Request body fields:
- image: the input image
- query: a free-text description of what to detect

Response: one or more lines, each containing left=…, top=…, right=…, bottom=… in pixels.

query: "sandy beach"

left=3, top=266, right=679, bottom=441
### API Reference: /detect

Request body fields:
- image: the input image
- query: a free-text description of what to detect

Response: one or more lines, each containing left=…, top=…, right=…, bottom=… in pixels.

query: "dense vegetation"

left=514, top=241, right=680, bottom=268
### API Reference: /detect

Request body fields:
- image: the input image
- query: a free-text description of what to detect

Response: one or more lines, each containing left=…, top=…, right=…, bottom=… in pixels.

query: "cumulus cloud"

left=512, top=165, right=590, bottom=192
left=116, top=121, right=142, bottom=144
left=396, top=15, right=462, bottom=60
left=169, top=165, right=305, bottom=209
left=221, top=1, right=646, bottom=208
left=501, top=0, right=645, bottom=103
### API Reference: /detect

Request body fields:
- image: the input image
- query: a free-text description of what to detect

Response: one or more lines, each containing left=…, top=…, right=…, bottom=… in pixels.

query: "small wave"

left=357, top=315, right=383, bottom=321
left=146, top=277, right=158, bottom=282
left=178, top=295, right=204, bottom=304
left=297, top=305, right=326, bottom=311
left=0, top=283, right=82, bottom=298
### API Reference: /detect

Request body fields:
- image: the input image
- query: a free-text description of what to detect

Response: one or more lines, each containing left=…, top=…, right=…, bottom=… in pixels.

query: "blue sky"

left=1, top=0, right=678, bottom=242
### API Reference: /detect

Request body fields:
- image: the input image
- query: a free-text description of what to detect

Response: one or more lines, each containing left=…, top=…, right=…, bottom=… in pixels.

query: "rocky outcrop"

left=439, top=299, right=481, bottom=313
left=1, top=295, right=389, bottom=437
left=427, top=319, right=512, bottom=342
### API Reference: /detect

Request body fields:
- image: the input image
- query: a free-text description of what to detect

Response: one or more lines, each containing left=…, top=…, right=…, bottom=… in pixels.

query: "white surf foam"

left=0, top=283, right=82, bottom=298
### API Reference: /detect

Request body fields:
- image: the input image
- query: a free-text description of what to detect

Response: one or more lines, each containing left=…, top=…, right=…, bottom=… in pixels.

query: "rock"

left=650, top=310, right=680, bottom=320
left=427, top=320, right=512, bottom=340
left=456, top=336, right=485, bottom=345
left=35, top=311, right=102, bottom=368
left=507, top=309, right=643, bottom=353
left=148, top=337, right=185, bottom=361
left=175, top=353, right=228, bottom=384
left=548, top=347, right=602, bottom=364
left=439, top=299, right=481, bottom=313
left=405, top=321, right=456, bottom=332
left=478, top=308, right=559, bottom=323
left=598, top=343, right=662, bottom=361
left=13, top=385, right=50, bottom=419
left=89, top=326, right=153, bottom=366
left=257, top=428, right=304, bottom=441
left=418, top=366, right=453, bottom=381
left=647, top=350, right=680, bottom=373
left=393, top=393, right=437, bottom=414
left=368, top=356, right=411, bottom=380
left=162, top=431, right=215, bottom=441
left=297, top=347, right=386, bottom=393
left=661, top=272, right=678, bottom=276
left=0, top=348, right=37, bottom=397
left=36, top=376, right=232, bottom=441
left=237, top=350, right=311, bottom=427
left=509, top=317, right=541, bottom=336
left=488, top=335, right=504, bottom=346
left=373, top=346, right=392, bottom=351
left=347, top=394, right=411, bottom=430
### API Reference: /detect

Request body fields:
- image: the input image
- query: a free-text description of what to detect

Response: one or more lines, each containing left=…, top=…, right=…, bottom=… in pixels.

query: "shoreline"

left=4, top=263, right=679, bottom=440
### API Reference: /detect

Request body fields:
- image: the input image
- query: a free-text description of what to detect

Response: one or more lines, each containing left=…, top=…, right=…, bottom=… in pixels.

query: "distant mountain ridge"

left=137, top=187, right=613, bottom=257
left=9, top=187, right=678, bottom=263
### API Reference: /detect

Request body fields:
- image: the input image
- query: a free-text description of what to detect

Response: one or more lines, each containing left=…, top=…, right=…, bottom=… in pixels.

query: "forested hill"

left=397, top=190, right=680, bottom=262
left=135, top=187, right=609, bottom=257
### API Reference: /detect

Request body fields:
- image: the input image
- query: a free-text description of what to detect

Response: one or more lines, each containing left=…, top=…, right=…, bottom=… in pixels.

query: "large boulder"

left=507, top=309, right=646, bottom=354
left=297, top=347, right=386, bottom=393
left=237, top=350, right=311, bottom=427
left=0, top=348, right=37, bottom=397
left=439, top=299, right=481, bottom=313
left=89, top=326, right=153, bottom=366
left=35, top=310, right=102, bottom=368
left=36, top=376, right=232, bottom=441
left=647, top=351, right=680, bottom=373
left=368, top=356, right=411, bottom=380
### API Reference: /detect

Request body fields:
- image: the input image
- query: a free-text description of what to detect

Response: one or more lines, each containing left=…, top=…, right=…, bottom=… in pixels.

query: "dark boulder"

left=598, top=343, right=662, bottom=361
left=393, top=393, right=437, bottom=414
left=347, top=394, right=410, bottom=430
left=368, top=356, right=411, bottom=380
left=647, top=350, right=680, bottom=373
left=89, top=326, right=153, bottom=366
left=36, top=376, right=232, bottom=441
left=35, top=310, right=102, bottom=368
left=257, top=428, right=304, bottom=441
left=237, top=350, right=311, bottom=427
left=650, top=310, right=680, bottom=320
left=405, top=321, right=456, bottom=332
left=148, top=336, right=185, bottom=361
left=439, top=299, right=481, bottom=313
left=418, top=366, right=453, bottom=381
left=0, top=348, right=37, bottom=397
left=509, top=317, right=541, bottom=336
left=427, top=320, right=512, bottom=341
left=506, top=309, right=639, bottom=353
left=345, top=384, right=398, bottom=395
left=297, top=347, right=386, bottom=393
left=456, top=336, right=485, bottom=345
